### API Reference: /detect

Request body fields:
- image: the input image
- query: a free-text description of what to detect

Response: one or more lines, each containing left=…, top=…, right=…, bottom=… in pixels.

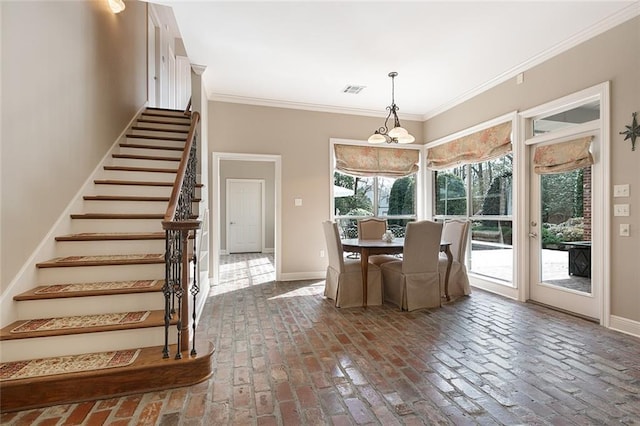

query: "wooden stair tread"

left=130, top=126, right=188, bottom=134
left=141, top=111, right=190, bottom=119
left=112, top=153, right=181, bottom=162
left=56, top=231, right=166, bottom=241
left=70, top=213, right=166, bottom=219
left=69, top=213, right=198, bottom=220
left=82, top=195, right=201, bottom=202
left=104, top=165, right=178, bottom=173
left=94, top=179, right=203, bottom=187
left=94, top=179, right=174, bottom=187
left=136, top=118, right=190, bottom=127
left=119, top=143, right=184, bottom=152
left=0, top=310, right=172, bottom=341
left=0, top=341, right=214, bottom=412
left=14, top=279, right=165, bottom=301
left=139, top=116, right=191, bottom=124
left=36, top=253, right=164, bottom=268
left=125, top=134, right=186, bottom=142
left=83, top=195, right=169, bottom=202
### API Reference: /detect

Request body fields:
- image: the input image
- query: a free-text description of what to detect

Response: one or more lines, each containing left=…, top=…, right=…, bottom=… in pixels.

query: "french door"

left=528, top=136, right=599, bottom=320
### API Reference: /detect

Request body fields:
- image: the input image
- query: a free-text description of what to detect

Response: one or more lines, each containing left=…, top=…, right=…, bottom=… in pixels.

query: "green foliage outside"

left=541, top=169, right=584, bottom=224
left=436, top=173, right=466, bottom=215
left=334, top=172, right=373, bottom=216
left=481, top=171, right=512, bottom=216
left=387, top=176, right=415, bottom=226
left=542, top=217, right=585, bottom=247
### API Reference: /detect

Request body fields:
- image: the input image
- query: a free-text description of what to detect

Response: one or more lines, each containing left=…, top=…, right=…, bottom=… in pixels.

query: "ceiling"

left=154, top=1, right=638, bottom=120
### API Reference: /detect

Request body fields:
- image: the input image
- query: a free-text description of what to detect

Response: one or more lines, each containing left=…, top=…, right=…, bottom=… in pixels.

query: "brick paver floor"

left=2, top=253, right=639, bottom=425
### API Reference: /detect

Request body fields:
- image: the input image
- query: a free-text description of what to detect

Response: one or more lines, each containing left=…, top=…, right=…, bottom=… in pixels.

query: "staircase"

left=0, top=108, right=213, bottom=413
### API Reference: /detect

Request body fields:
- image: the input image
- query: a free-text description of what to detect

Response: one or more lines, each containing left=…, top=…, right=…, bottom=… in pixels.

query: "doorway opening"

left=212, top=153, right=282, bottom=286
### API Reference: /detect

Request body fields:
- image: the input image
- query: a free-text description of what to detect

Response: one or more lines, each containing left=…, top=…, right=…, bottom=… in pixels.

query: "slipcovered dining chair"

left=322, top=221, right=382, bottom=307
left=439, top=219, right=471, bottom=298
left=380, top=220, right=443, bottom=311
left=357, top=217, right=387, bottom=239
left=358, top=218, right=398, bottom=266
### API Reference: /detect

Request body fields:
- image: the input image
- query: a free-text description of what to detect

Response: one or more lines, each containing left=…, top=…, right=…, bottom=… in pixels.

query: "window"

left=332, top=142, right=420, bottom=239
left=334, top=171, right=416, bottom=239
left=434, top=154, right=513, bottom=283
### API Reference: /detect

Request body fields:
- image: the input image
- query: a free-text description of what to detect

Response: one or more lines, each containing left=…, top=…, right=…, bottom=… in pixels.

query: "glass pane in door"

left=539, top=166, right=592, bottom=294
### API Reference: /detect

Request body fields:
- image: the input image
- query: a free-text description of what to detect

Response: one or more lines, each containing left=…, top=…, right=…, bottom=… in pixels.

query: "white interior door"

left=529, top=137, right=599, bottom=320
left=227, top=179, right=263, bottom=253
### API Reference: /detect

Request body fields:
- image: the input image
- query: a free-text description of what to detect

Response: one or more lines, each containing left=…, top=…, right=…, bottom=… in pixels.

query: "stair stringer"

left=0, top=104, right=146, bottom=329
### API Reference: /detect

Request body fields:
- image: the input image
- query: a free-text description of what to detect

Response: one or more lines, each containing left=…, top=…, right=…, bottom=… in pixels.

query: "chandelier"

left=367, top=72, right=415, bottom=144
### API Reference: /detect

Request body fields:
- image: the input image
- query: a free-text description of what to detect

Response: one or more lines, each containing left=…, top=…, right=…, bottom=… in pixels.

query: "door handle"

left=230, top=222, right=235, bottom=225
left=529, top=232, right=537, bottom=238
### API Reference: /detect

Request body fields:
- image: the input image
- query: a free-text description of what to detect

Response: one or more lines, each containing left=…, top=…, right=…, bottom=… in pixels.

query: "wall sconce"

left=108, top=0, right=125, bottom=14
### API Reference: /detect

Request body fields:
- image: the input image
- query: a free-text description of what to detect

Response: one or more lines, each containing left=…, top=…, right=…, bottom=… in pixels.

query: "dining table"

left=341, top=238, right=453, bottom=307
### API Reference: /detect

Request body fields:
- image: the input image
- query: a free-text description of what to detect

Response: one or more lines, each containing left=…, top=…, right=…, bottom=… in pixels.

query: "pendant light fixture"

left=368, top=72, right=415, bottom=144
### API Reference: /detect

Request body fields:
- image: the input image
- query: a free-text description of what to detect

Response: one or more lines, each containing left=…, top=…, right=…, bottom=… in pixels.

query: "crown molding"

left=209, top=93, right=424, bottom=122
left=207, top=4, right=638, bottom=123
left=422, top=3, right=640, bottom=121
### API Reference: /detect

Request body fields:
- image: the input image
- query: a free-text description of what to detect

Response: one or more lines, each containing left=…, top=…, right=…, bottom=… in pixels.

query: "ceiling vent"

left=342, top=85, right=365, bottom=94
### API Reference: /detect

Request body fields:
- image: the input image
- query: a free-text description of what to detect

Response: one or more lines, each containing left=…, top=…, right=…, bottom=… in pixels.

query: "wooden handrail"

left=164, top=111, right=200, bottom=223
left=162, top=109, right=202, bottom=359
left=184, top=98, right=192, bottom=116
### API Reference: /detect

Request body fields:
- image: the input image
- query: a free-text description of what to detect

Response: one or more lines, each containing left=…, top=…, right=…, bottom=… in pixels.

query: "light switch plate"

left=613, top=184, right=629, bottom=197
left=614, top=204, right=629, bottom=216
left=294, top=198, right=303, bottom=207
left=620, top=224, right=630, bottom=237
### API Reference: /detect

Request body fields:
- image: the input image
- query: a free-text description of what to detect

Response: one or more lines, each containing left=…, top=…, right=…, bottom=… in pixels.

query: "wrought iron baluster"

left=191, top=230, right=199, bottom=356
left=162, top=112, right=202, bottom=361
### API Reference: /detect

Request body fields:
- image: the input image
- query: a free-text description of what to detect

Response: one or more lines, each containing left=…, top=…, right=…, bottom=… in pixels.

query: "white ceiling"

left=154, top=1, right=638, bottom=120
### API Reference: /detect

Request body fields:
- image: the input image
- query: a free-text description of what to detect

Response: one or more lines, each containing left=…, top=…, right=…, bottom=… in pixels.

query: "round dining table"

left=341, top=238, right=453, bottom=307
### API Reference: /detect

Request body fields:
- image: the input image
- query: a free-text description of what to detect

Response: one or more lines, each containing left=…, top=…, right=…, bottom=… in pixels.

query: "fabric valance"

left=334, top=144, right=419, bottom=178
left=533, top=136, right=594, bottom=174
left=426, top=121, right=512, bottom=170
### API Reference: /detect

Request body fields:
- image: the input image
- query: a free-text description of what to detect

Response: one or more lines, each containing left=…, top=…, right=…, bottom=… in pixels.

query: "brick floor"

left=2, top=253, right=639, bottom=425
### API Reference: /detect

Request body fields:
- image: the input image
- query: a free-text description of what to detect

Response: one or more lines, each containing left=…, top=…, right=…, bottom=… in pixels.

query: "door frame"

left=225, top=178, right=265, bottom=254
left=212, top=152, right=282, bottom=285
left=518, top=82, right=610, bottom=325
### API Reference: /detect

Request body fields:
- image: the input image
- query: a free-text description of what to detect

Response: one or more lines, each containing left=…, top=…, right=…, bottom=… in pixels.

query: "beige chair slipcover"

left=380, top=220, right=443, bottom=311
left=357, top=218, right=387, bottom=239
left=358, top=218, right=398, bottom=266
left=322, top=221, right=382, bottom=307
left=439, top=219, right=471, bottom=298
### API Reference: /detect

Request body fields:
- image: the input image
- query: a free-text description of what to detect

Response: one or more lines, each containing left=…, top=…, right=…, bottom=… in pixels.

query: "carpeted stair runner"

left=9, top=311, right=151, bottom=334
left=34, top=280, right=158, bottom=293
left=36, top=253, right=164, bottom=268
left=0, top=349, right=141, bottom=382
left=14, top=279, right=164, bottom=300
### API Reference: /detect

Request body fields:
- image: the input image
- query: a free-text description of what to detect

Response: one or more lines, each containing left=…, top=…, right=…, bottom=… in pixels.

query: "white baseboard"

left=279, top=271, right=326, bottom=282
left=609, top=315, right=640, bottom=338
left=262, top=248, right=274, bottom=254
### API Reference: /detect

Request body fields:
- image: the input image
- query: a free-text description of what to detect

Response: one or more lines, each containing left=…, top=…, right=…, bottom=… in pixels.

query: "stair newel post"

left=162, top=229, right=172, bottom=359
